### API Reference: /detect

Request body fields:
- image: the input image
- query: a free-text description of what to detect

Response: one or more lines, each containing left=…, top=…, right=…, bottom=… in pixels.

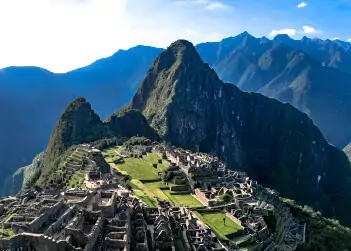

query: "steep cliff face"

left=130, top=39, right=351, bottom=227
left=107, top=108, right=159, bottom=141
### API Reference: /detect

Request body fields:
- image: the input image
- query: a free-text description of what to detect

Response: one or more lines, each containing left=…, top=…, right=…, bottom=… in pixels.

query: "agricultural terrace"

left=193, top=211, right=244, bottom=241
left=102, top=147, right=203, bottom=208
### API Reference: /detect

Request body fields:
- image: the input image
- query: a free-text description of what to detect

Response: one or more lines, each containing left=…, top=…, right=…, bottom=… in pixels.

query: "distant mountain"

left=196, top=33, right=351, bottom=147
left=129, top=39, right=351, bottom=227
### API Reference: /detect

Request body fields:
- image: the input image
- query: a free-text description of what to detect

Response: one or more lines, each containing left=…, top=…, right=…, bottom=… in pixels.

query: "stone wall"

left=78, top=192, right=96, bottom=207
left=30, top=199, right=65, bottom=231
left=225, top=212, right=242, bottom=226
left=1, top=233, right=78, bottom=251
left=44, top=205, right=78, bottom=236
left=169, top=185, right=188, bottom=192
left=194, top=189, right=217, bottom=207
left=84, top=216, right=104, bottom=251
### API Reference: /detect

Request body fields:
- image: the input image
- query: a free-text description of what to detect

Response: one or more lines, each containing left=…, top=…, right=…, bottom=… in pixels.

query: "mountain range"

left=2, top=32, right=351, bottom=196
left=33, top=39, right=351, bottom=230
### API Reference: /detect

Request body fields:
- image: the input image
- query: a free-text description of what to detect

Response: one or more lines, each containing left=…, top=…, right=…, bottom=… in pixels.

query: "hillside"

left=129, top=39, right=351, bottom=227
left=196, top=33, right=351, bottom=147
left=35, top=98, right=158, bottom=186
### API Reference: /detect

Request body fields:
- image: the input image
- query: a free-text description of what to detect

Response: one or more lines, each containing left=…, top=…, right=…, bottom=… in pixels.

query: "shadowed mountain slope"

left=129, top=39, right=351, bottom=227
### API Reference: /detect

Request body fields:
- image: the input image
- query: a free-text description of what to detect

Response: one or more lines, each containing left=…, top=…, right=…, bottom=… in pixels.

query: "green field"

left=102, top=148, right=122, bottom=163
left=163, top=190, right=203, bottom=207
left=193, top=212, right=243, bottom=240
left=116, top=158, right=160, bottom=180
left=104, top=150, right=202, bottom=208
left=131, top=180, right=202, bottom=207
left=143, top=153, right=168, bottom=170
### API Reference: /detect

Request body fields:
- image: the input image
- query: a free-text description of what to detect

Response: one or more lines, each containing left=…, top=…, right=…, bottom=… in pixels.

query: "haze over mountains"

left=1, top=32, right=351, bottom=196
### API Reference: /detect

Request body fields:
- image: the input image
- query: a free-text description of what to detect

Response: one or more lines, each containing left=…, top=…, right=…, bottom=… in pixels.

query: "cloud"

left=348, top=38, right=351, bottom=42
left=205, top=2, right=229, bottom=11
left=269, top=29, right=297, bottom=37
left=176, top=0, right=230, bottom=11
left=297, top=2, right=308, bottom=8
left=332, top=37, right=340, bottom=40
left=302, top=25, right=318, bottom=34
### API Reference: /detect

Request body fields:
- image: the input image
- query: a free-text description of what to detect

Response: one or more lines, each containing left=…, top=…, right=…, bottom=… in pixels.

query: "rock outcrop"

left=130, top=39, right=351, bottom=227
left=107, top=108, right=159, bottom=141
left=343, top=143, right=351, bottom=161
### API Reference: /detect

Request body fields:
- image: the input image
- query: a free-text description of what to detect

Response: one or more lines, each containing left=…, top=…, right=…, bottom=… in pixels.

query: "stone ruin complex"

left=0, top=143, right=305, bottom=251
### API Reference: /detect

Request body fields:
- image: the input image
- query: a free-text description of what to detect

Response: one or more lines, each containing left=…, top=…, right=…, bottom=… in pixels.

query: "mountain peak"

left=45, top=97, right=106, bottom=161
left=150, top=39, right=204, bottom=75
left=273, top=34, right=292, bottom=42
left=169, top=39, right=194, bottom=49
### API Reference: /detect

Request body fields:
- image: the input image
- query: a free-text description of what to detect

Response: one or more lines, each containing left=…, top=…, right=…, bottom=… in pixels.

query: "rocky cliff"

left=107, top=108, right=159, bottom=141
left=344, top=143, right=351, bottom=161
left=130, top=39, right=351, bottom=227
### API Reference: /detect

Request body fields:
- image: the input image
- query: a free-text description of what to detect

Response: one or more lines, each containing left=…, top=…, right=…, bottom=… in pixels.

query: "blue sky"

left=0, top=0, right=350, bottom=72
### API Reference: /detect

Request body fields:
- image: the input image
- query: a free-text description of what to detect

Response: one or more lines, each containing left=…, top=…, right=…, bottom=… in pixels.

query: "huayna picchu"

left=1, top=40, right=351, bottom=250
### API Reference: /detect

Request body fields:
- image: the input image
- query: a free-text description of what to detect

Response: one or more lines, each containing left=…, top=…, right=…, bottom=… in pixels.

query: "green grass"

left=116, top=158, right=159, bottom=180
left=67, top=171, right=86, bottom=189
left=133, top=188, right=158, bottom=207
left=143, top=153, right=169, bottom=171
left=102, top=148, right=117, bottom=156
left=163, top=190, right=203, bottom=207
left=0, top=228, right=16, bottom=239
left=5, top=212, right=18, bottom=222
left=132, top=181, right=201, bottom=207
left=193, top=212, right=243, bottom=240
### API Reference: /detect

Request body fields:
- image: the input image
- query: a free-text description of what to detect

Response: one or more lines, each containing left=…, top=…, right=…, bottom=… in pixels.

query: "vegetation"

left=220, top=193, right=233, bottom=204
left=283, top=199, right=351, bottom=250
left=113, top=158, right=159, bottom=180
left=193, top=212, right=243, bottom=240
left=123, top=136, right=151, bottom=147
left=21, top=151, right=45, bottom=189
left=36, top=145, right=78, bottom=187
left=67, top=171, right=86, bottom=189
left=162, top=190, right=203, bottom=207
left=90, top=136, right=125, bottom=150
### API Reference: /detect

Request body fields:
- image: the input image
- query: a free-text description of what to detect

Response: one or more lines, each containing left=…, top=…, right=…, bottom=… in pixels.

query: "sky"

left=0, top=0, right=350, bottom=72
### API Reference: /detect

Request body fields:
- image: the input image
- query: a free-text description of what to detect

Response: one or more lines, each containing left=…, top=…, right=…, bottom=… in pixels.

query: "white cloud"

left=176, top=0, right=230, bottom=11
left=297, top=2, right=308, bottom=8
left=205, top=2, right=229, bottom=11
left=302, top=25, right=318, bottom=34
left=332, top=37, right=340, bottom=41
left=348, top=38, right=351, bottom=42
left=269, top=29, right=297, bottom=37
